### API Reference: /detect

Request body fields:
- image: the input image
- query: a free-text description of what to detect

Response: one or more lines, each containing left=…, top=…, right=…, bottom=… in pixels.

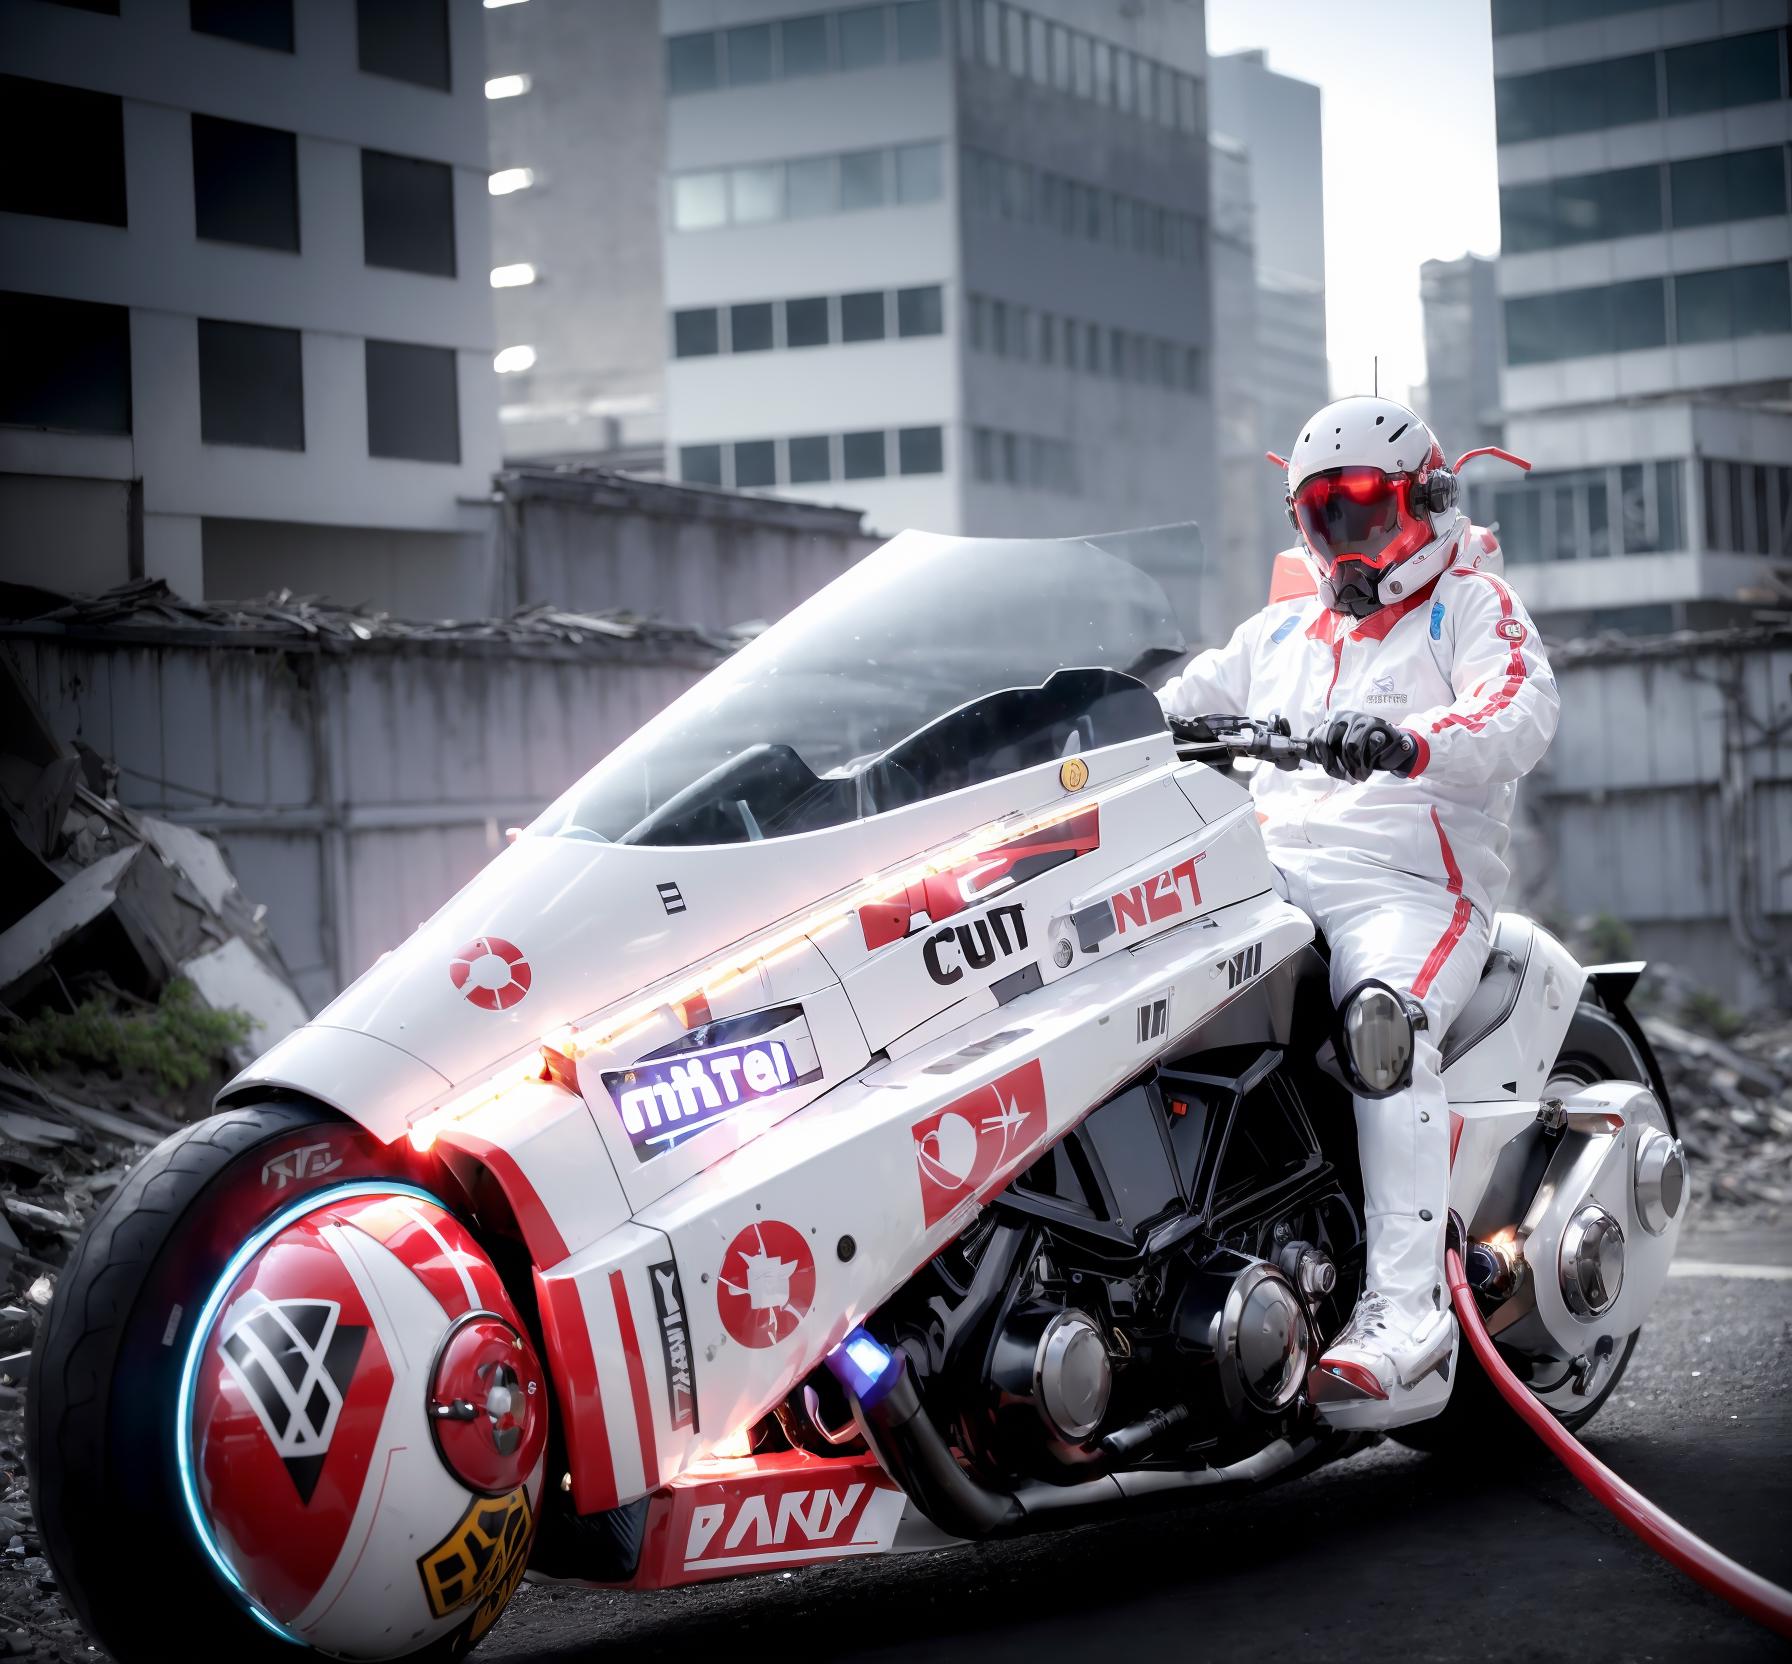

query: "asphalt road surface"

left=485, top=1212, right=1792, bottom=1664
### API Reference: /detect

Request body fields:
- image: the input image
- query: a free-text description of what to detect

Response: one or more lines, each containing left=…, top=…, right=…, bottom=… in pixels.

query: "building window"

left=1669, top=147, right=1788, bottom=230
left=788, top=434, right=832, bottom=482
left=896, top=0, right=941, bottom=61
left=1676, top=262, right=1792, bottom=344
left=192, top=115, right=299, bottom=251
left=839, top=7, right=886, bottom=70
left=781, top=14, right=831, bottom=76
left=1503, top=277, right=1667, bottom=364
left=1664, top=30, right=1783, bottom=117
left=365, top=339, right=459, bottom=462
left=190, top=0, right=293, bottom=51
left=840, top=290, right=887, bottom=342
left=666, top=32, right=720, bottom=94
left=895, top=141, right=943, bottom=203
left=199, top=319, right=303, bottom=450
left=898, top=425, right=943, bottom=475
left=361, top=149, right=456, bottom=275
left=357, top=0, right=451, bottom=91
left=725, top=23, right=774, bottom=84
left=0, top=291, right=131, bottom=434
left=842, top=429, right=887, bottom=478
left=731, top=163, right=784, bottom=223
left=1494, top=51, right=1657, bottom=143
left=897, top=284, right=943, bottom=336
left=786, top=155, right=837, bottom=218
left=840, top=149, right=887, bottom=210
left=730, top=301, right=774, bottom=352
left=0, top=76, right=126, bottom=227
left=672, top=172, right=728, bottom=230
left=785, top=295, right=831, bottom=347
left=733, top=438, right=776, bottom=487
left=672, top=308, right=719, bottom=358
left=680, top=444, right=723, bottom=487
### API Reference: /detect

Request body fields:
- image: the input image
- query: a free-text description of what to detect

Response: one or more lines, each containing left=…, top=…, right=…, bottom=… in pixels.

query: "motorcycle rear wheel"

left=26, top=1100, right=489, bottom=1663
left=1394, top=1002, right=1655, bottom=1456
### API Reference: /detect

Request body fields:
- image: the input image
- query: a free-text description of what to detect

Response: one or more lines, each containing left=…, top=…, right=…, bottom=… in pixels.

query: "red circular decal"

left=429, top=1314, right=548, bottom=1496
left=716, top=1221, right=815, bottom=1349
left=449, top=936, right=531, bottom=1011
left=1494, top=618, right=1527, bottom=644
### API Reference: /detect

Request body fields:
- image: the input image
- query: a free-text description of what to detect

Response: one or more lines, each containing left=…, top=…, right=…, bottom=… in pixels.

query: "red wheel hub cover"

left=429, top=1315, right=548, bottom=1495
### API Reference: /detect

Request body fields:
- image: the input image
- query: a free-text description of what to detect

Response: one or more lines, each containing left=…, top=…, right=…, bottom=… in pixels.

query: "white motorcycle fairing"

left=217, top=525, right=1683, bottom=1592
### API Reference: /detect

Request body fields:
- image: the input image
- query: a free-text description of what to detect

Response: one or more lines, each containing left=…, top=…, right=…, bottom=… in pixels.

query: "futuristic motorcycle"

left=28, top=526, right=1689, bottom=1662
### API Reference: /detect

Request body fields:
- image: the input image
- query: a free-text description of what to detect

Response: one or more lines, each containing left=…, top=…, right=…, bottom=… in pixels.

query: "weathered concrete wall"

left=2, top=631, right=724, bottom=1012
left=1534, top=629, right=1792, bottom=1009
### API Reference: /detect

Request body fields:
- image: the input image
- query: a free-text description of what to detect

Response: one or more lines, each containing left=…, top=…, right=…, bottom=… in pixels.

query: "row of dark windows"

left=1495, top=29, right=1788, bottom=144
left=667, top=1, right=943, bottom=94
left=1, top=290, right=461, bottom=463
left=1504, top=261, right=1792, bottom=365
left=970, top=425, right=1077, bottom=493
left=39, top=0, right=452, bottom=89
left=1502, top=146, right=1790, bottom=252
left=1493, top=0, right=1679, bottom=36
left=673, top=286, right=944, bottom=358
left=967, top=293, right=1203, bottom=393
left=679, top=427, right=944, bottom=490
left=1, top=76, right=458, bottom=276
left=962, top=146, right=1202, bottom=265
left=1702, top=458, right=1792, bottom=558
left=1470, top=460, right=1685, bottom=562
left=958, top=0, right=1203, bottom=136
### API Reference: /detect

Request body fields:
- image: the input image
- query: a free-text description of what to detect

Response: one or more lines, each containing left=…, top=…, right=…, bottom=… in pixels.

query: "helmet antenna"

left=1373, top=354, right=1379, bottom=397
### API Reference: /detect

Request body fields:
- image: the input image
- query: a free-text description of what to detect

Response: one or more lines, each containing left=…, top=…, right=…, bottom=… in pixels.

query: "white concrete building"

left=1489, top=0, right=1792, bottom=633
left=0, top=0, right=501, bottom=616
left=483, top=0, right=668, bottom=469
left=1206, top=49, right=1328, bottom=623
left=654, top=0, right=1217, bottom=630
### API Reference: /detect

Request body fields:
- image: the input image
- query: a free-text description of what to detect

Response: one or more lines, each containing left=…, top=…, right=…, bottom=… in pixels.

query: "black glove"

left=1316, top=709, right=1408, bottom=782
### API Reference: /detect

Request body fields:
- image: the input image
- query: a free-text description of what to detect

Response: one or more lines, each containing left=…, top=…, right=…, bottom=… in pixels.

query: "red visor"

left=1292, top=467, right=1431, bottom=573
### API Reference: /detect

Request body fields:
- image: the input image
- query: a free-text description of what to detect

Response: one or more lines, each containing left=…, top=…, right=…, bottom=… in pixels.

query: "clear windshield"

left=532, top=524, right=1197, bottom=847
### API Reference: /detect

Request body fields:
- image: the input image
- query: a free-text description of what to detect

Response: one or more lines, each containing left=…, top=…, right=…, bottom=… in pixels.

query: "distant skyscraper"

left=653, top=0, right=1217, bottom=630
left=1419, top=254, right=1503, bottom=456
left=0, top=0, right=502, bottom=615
left=1207, top=49, right=1328, bottom=623
left=1488, top=0, right=1791, bottom=634
left=483, top=0, right=668, bottom=469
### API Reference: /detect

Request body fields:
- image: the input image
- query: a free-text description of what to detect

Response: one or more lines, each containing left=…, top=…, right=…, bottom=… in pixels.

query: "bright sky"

left=1207, top=0, right=1502, bottom=405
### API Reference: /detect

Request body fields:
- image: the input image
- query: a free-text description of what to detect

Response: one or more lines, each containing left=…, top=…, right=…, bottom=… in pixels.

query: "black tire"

left=1394, top=1002, right=1652, bottom=1457
left=25, top=1100, right=481, bottom=1664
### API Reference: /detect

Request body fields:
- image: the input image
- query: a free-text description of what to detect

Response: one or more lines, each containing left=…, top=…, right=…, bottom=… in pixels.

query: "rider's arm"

left=1155, top=609, right=1268, bottom=720
left=1398, top=571, right=1558, bottom=786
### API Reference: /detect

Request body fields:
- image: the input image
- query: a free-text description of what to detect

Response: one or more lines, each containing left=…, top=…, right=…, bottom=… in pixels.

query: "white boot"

left=1312, top=1070, right=1457, bottom=1431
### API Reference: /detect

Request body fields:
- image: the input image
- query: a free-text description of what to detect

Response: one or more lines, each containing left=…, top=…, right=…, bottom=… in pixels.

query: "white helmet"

left=1284, top=395, right=1465, bottom=618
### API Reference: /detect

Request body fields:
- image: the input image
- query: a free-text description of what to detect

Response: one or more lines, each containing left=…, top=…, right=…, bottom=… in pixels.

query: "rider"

left=1157, top=395, right=1559, bottom=1428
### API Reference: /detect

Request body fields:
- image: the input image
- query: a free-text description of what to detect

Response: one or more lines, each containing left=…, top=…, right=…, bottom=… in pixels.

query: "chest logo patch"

left=1365, top=672, right=1406, bottom=707
left=1429, top=601, right=1445, bottom=640
left=1269, top=614, right=1301, bottom=645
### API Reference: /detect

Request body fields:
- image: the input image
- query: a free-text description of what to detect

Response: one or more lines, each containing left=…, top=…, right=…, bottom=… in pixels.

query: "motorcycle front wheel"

left=27, top=1099, right=530, bottom=1663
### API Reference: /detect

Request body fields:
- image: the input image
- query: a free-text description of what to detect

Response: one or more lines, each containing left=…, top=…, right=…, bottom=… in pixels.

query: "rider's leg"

left=1289, top=852, right=1489, bottom=1428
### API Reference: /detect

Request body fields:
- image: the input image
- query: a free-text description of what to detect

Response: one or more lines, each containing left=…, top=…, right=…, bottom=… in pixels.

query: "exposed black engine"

left=874, top=1043, right=1363, bottom=1489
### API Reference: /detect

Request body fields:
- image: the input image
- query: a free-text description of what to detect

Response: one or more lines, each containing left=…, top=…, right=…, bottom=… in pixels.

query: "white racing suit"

left=1158, top=539, right=1560, bottom=1407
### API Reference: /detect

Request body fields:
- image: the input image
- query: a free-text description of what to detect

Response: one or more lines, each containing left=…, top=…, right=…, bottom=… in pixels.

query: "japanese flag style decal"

left=448, top=936, right=531, bottom=1011
left=912, top=1058, right=1048, bottom=1228
left=716, top=1221, right=816, bottom=1349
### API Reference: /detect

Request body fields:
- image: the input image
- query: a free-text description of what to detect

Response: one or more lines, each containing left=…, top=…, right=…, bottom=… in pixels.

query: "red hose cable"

left=1446, top=1248, right=1792, bottom=1641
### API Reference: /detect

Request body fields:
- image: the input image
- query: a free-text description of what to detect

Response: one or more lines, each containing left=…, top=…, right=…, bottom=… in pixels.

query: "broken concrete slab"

left=135, top=814, right=237, bottom=917
left=0, top=846, right=139, bottom=999
left=182, top=935, right=307, bottom=1058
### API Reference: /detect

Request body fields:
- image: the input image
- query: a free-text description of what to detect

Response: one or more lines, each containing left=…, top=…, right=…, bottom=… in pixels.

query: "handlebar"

left=1168, top=714, right=1417, bottom=774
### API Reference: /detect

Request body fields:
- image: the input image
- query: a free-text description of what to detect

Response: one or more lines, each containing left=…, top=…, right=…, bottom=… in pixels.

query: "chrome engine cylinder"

left=1175, top=1254, right=1311, bottom=1419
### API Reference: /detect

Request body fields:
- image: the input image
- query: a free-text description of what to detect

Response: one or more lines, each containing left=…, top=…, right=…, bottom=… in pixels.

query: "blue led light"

left=824, top=1325, right=903, bottom=1410
left=174, top=1178, right=443, bottom=1645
